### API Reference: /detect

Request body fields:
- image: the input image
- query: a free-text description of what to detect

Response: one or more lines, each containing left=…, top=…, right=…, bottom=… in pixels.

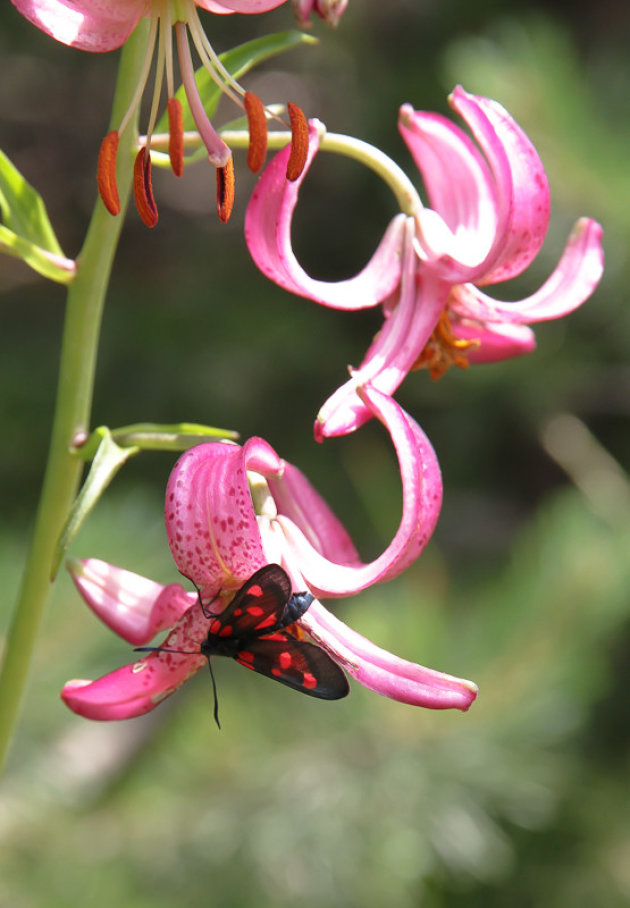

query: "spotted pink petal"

left=245, top=122, right=407, bottom=310
left=10, top=0, right=145, bottom=52
left=302, top=600, right=477, bottom=711
left=165, top=442, right=266, bottom=596
left=61, top=590, right=215, bottom=720
left=275, top=387, right=442, bottom=597
left=61, top=650, right=205, bottom=720
left=67, top=558, right=196, bottom=646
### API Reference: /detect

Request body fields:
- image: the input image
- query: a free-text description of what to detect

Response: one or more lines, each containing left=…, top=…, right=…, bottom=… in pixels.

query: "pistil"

left=413, top=309, right=480, bottom=380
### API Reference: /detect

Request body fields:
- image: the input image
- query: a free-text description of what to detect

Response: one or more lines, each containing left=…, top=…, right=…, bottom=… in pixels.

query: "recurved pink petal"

left=399, top=87, right=550, bottom=285
left=10, top=0, right=144, bottom=51
left=448, top=86, right=550, bottom=285
left=314, top=219, right=451, bottom=438
left=67, top=558, right=196, bottom=646
left=399, top=105, right=498, bottom=282
left=280, top=387, right=442, bottom=597
left=62, top=578, right=220, bottom=720
left=196, top=0, right=288, bottom=10
left=245, top=122, right=406, bottom=310
left=450, top=217, right=604, bottom=326
left=243, top=437, right=362, bottom=566
left=302, top=600, right=477, bottom=711
left=61, top=649, right=206, bottom=720
left=165, top=442, right=266, bottom=595
left=451, top=318, right=536, bottom=363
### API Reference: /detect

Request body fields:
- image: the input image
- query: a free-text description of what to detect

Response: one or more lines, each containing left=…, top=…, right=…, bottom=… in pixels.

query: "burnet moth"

left=135, top=563, right=349, bottom=728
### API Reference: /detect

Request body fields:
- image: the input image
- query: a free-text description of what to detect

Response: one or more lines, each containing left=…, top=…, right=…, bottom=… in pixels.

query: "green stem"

left=0, top=23, right=150, bottom=774
left=222, top=126, right=422, bottom=215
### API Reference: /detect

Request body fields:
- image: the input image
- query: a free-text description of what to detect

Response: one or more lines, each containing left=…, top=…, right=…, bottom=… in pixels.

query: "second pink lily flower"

left=62, top=387, right=477, bottom=721
left=245, top=86, right=604, bottom=439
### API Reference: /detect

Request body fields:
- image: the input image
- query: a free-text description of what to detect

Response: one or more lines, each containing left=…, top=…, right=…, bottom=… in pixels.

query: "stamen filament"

left=187, top=1, right=245, bottom=105
left=144, top=17, right=168, bottom=147
left=175, top=21, right=231, bottom=168
left=117, top=14, right=160, bottom=139
left=161, top=0, right=175, bottom=99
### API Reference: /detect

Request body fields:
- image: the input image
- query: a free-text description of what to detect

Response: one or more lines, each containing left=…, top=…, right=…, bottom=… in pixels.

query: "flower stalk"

left=0, top=24, right=151, bottom=774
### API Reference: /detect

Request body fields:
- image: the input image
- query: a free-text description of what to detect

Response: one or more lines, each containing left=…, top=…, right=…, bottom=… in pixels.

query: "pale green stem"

left=151, top=124, right=424, bottom=215
left=0, top=23, right=151, bottom=774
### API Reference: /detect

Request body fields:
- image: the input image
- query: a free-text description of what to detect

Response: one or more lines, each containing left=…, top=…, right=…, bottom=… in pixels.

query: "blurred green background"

left=1, top=0, right=630, bottom=905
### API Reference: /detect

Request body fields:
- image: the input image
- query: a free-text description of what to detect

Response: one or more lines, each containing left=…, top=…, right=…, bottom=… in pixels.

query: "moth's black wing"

left=206, top=563, right=292, bottom=639
left=233, top=631, right=350, bottom=700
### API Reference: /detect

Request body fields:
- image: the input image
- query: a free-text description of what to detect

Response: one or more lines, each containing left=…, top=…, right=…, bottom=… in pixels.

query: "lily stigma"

left=98, top=0, right=309, bottom=225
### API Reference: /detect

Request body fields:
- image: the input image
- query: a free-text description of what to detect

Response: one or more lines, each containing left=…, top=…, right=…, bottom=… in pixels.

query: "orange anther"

left=167, top=97, right=184, bottom=178
left=133, top=147, right=158, bottom=228
left=244, top=91, right=268, bottom=173
left=97, top=131, right=121, bottom=216
left=216, top=155, right=235, bottom=224
left=286, top=102, right=308, bottom=182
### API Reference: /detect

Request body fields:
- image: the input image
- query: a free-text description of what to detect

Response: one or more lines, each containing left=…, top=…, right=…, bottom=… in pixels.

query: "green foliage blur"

left=1, top=1, right=630, bottom=905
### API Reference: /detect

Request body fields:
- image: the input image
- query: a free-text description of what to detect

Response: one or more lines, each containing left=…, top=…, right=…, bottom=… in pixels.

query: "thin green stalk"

left=0, top=23, right=150, bottom=774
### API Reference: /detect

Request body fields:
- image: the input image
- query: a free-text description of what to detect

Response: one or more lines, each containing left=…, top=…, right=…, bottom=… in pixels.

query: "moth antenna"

left=190, top=579, right=220, bottom=619
left=206, top=657, right=221, bottom=730
left=133, top=645, right=199, bottom=656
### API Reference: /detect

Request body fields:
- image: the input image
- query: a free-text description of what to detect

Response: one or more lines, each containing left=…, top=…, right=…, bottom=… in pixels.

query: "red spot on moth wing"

left=246, top=605, right=264, bottom=617
left=279, top=651, right=292, bottom=669
left=239, top=651, right=255, bottom=663
left=255, top=613, right=277, bottom=630
left=247, top=585, right=264, bottom=599
left=219, top=625, right=233, bottom=637
left=302, top=672, right=317, bottom=690
left=237, top=659, right=257, bottom=671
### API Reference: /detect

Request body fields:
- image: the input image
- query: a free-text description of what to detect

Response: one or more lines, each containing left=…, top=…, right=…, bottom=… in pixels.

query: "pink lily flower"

left=10, top=0, right=308, bottom=225
left=61, top=387, right=477, bottom=720
left=292, top=0, right=348, bottom=28
left=245, top=86, right=604, bottom=439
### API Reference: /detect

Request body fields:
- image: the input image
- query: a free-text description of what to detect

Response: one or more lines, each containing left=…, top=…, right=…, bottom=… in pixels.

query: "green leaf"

left=110, top=421, right=239, bottom=452
left=0, top=148, right=75, bottom=283
left=0, top=149, right=64, bottom=253
left=154, top=30, right=317, bottom=135
left=0, top=224, right=76, bottom=284
left=52, top=429, right=139, bottom=579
